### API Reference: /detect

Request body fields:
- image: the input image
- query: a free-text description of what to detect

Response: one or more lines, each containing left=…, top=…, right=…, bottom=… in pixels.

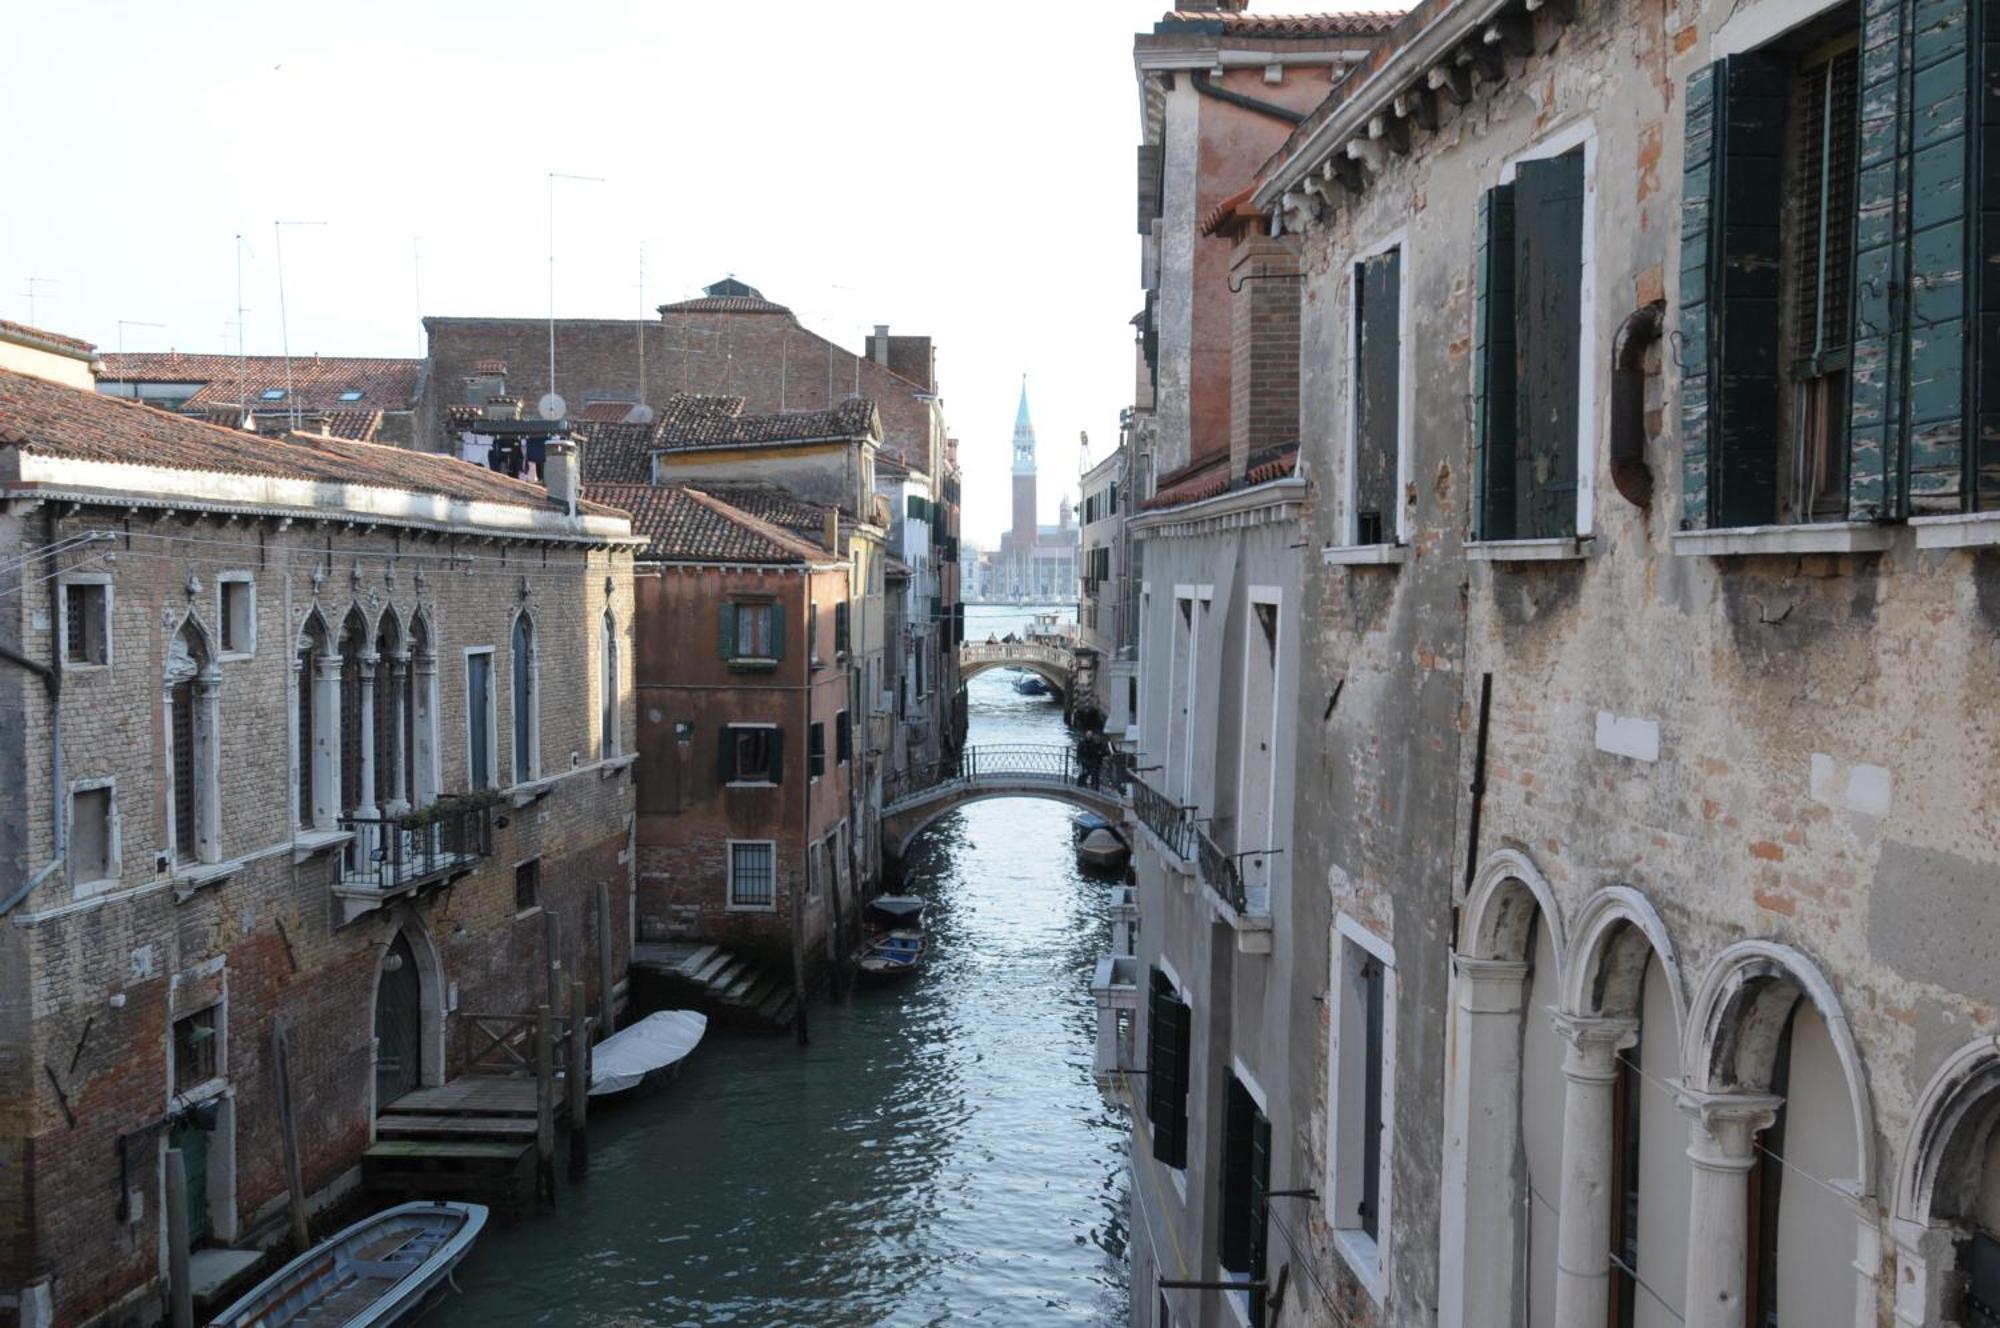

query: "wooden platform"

left=386, top=1077, right=543, bottom=1118
left=364, top=1074, right=557, bottom=1211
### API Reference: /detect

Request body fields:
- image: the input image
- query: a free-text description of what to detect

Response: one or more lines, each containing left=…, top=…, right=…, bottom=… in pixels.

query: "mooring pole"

left=165, top=1149, right=194, bottom=1328
left=534, top=1003, right=556, bottom=1211
left=567, top=977, right=589, bottom=1178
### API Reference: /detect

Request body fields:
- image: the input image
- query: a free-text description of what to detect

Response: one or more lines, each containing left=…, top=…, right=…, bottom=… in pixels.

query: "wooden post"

left=542, top=909, right=562, bottom=1014
left=164, top=1148, right=194, bottom=1328
left=270, top=1018, right=311, bottom=1254
left=596, top=874, right=617, bottom=1037
left=534, top=1003, right=556, bottom=1211
left=567, top=977, right=589, bottom=1178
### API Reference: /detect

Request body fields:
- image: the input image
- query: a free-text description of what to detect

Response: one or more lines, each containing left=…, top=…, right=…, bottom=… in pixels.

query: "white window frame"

left=1234, top=587, right=1283, bottom=902
left=1337, top=229, right=1414, bottom=551
left=463, top=646, right=498, bottom=792
left=67, top=776, right=121, bottom=896
left=1326, top=911, right=1397, bottom=1302
left=508, top=609, right=540, bottom=787
left=724, top=721, right=780, bottom=788
left=215, top=572, right=256, bottom=660
left=725, top=838, right=779, bottom=912
left=58, top=572, right=114, bottom=670
left=1174, top=585, right=1212, bottom=805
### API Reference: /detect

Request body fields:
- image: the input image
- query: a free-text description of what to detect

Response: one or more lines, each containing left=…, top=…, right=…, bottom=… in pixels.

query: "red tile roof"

left=577, top=400, right=643, bottom=423
left=690, top=482, right=838, bottom=541
left=0, top=320, right=96, bottom=355
left=585, top=483, right=830, bottom=563
left=97, top=352, right=423, bottom=412
left=569, top=420, right=656, bottom=485
left=0, top=366, right=618, bottom=518
left=656, top=295, right=793, bottom=315
left=1157, top=9, right=1404, bottom=35
left=1143, top=442, right=1299, bottom=510
left=655, top=392, right=877, bottom=450
left=472, top=357, right=508, bottom=376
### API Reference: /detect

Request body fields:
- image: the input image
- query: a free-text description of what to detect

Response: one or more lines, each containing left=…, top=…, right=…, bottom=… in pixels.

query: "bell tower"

left=1011, top=377, right=1037, bottom=550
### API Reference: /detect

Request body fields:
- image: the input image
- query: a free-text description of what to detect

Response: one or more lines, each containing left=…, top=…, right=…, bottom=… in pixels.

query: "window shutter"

left=1249, top=1108, right=1272, bottom=1283
left=770, top=606, right=785, bottom=661
left=718, top=726, right=736, bottom=783
left=1515, top=150, right=1587, bottom=538
left=1220, top=1080, right=1255, bottom=1273
left=1355, top=249, right=1401, bottom=544
left=720, top=602, right=737, bottom=660
left=1146, top=969, right=1190, bottom=1169
left=1850, top=0, right=1912, bottom=519
left=1980, top=4, right=2000, bottom=508
left=769, top=728, right=784, bottom=785
left=1475, top=185, right=1519, bottom=539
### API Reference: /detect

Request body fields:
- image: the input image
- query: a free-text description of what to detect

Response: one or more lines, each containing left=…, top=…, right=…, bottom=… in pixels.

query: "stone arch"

left=883, top=785, right=1122, bottom=861
left=296, top=604, right=332, bottom=651
left=961, top=658, right=1070, bottom=693
left=509, top=605, right=540, bottom=783
left=367, top=906, right=447, bottom=1117
left=1888, top=1037, right=2000, bottom=1326
left=1460, top=846, right=1568, bottom=969
left=1561, top=885, right=1687, bottom=1035
left=1681, top=939, right=1875, bottom=1191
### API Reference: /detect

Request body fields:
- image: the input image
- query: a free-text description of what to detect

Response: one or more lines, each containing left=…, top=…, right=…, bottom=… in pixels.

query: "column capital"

left=1453, top=955, right=1532, bottom=1013
left=1677, top=1088, right=1783, bottom=1172
left=1548, top=1012, right=1638, bottom=1083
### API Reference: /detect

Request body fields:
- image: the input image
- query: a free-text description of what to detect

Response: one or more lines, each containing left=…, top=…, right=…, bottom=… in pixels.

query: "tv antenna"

left=546, top=170, right=606, bottom=414
left=114, top=321, right=165, bottom=394
left=19, top=276, right=56, bottom=326
left=274, top=220, right=326, bottom=429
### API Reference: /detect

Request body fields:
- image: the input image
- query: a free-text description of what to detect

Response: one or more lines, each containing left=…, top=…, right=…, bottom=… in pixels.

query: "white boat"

left=588, top=1010, right=707, bottom=1097
left=209, top=1200, right=486, bottom=1328
left=1078, top=826, right=1130, bottom=872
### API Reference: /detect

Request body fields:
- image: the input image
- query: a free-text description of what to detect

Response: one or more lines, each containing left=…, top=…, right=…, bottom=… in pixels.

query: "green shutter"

left=1355, top=249, right=1401, bottom=544
left=1850, top=0, right=1911, bottom=518
left=1146, top=969, right=1190, bottom=1169
left=1475, top=185, right=1519, bottom=539
left=1516, top=149, right=1587, bottom=538
left=1220, top=1079, right=1255, bottom=1273
left=1683, top=57, right=1788, bottom=529
left=769, top=728, right=784, bottom=785
left=1905, top=0, right=1975, bottom=510
left=770, top=605, right=785, bottom=661
left=1979, top=0, right=2000, bottom=507
left=718, top=726, right=735, bottom=783
left=1249, top=1108, right=1271, bottom=1286
left=720, top=602, right=737, bottom=660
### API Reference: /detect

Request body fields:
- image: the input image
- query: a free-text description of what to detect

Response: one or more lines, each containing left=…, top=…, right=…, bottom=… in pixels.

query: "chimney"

left=870, top=325, right=890, bottom=365
left=482, top=396, right=522, bottom=422
left=1228, top=232, right=1302, bottom=481
left=823, top=509, right=841, bottom=553
left=544, top=437, right=580, bottom=517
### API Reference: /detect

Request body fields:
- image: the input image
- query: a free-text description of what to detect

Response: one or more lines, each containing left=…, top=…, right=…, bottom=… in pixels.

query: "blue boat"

left=1014, top=675, right=1050, bottom=697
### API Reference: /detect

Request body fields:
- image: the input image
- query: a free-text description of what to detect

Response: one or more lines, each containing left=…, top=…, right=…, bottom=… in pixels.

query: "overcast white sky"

left=0, top=0, right=1198, bottom=545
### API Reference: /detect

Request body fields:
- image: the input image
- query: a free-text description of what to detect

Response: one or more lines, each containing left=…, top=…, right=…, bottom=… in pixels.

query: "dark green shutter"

left=1475, top=185, right=1519, bottom=539
left=769, top=728, right=784, bottom=784
left=1682, top=57, right=1787, bottom=528
left=1515, top=149, right=1587, bottom=538
left=718, top=726, right=736, bottom=783
left=1905, top=0, right=1975, bottom=510
left=1249, top=1107, right=1271, bottom=1285
left=1980, top=0, right=2000, bottom=507
left=1146, top=969, right=1189, bottom=1169
left=1220, top=1078, right=1255, bottom=1273
left=770, top=605, right=785, bottom=661
left=1850, top=0, right=1911, bottom=518
left=720, top=602, right=737, bottom=660
left=1355, top=248, right=1401, bottom=544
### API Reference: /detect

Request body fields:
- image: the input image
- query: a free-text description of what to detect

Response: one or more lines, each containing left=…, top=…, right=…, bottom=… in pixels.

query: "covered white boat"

left=209, top=1199, right=485, bottom=1328
left=588, top=1010, right=706, bottom=1097
left=1077, top=826, right=1129, bottom=872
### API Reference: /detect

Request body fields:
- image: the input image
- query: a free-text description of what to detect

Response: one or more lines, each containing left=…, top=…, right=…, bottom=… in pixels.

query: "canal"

left=429, top=605, right=1130, bottom=1327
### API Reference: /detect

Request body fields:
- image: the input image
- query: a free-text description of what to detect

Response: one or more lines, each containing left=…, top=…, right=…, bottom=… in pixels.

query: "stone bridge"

left=880, top=744, right=1125, bottom=860
left=958, top=639, right=1079, bottom=696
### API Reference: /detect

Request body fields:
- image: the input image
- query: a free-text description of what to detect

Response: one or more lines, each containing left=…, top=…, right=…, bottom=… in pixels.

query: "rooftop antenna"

left=274, top=220, right=326, bottom=430
left=114, top=321, right=165, bottom=395
left=234, top=234, right=256, bottom=415
left=412, top=236, right=424, bottom=359
left=545, top=170, right=606, bottom=419
left=19, top=276, right=55, bottom=326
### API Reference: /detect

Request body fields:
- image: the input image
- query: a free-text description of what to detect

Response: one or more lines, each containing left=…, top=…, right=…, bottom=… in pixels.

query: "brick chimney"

left=869, top=325, right=891, bottom=365
left=544, top=437, right=580, bottom=517
left=1228, top=233, right=1301, bottom=481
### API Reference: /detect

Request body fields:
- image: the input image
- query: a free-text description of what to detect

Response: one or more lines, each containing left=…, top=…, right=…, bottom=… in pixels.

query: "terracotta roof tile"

left=655, top=295, right=793, bottom=315
left=1143, top=442, right=1299, bottom=511
left=569, top=420, right=656, bottom=485
left=0, top=366, right=617, bottom=518
left=472, top=357, right=508, bottom=375
left=1157, top=9, right=1404, bottom=35
left=577, top=400, right=643, bottom=423
left=585, top=483, right=828, bottom=563
left=97, top=352, right=423, bottom=412
left=0, top=320, right=96, bottom=354
left=654, top=391, right=877, bottom=450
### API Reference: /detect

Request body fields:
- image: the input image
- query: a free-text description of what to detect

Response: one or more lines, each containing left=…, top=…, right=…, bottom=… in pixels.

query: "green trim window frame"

left=1475, top=139, right=1591, bottom=542
left=1348, top=236, right=1407, bottom=547
left=1146, top=965, right=1192, bottom=1170
left=720, top=600, right=782, bottom=666
left=718, top=722, right=783, bottom=786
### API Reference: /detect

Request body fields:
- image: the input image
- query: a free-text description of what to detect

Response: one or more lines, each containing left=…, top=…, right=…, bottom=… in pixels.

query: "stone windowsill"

left=291, top=829, right=353, bottom=864
left=1910, top=511, right=2000, bottom=549
left=1671, top=521, right=1891, bottom=557
left=600, top=753, right=638, bottom=778
left=1322, top=542, right=1407, bottom=567
left=1463, top=537, right=1593, bottom=563
left=1334, top=1228, right=1386, bottom=1303
left=171, top=858, right=244, bottom=900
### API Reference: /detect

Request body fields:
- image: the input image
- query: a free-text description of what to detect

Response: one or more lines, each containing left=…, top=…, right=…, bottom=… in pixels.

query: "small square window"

left=809, top=722, right=826, bottom=779
left=724, top=726, right=778, bottom=784
left=72, top=785, right=113, bottom=885
left=259, top=388, right=287, bottom=401
left=173, top=1007, right=219, bottom=1095
left=515, top=858, right=541, bottom=913
left=338, top=389, right=365, bottom=402
left=219, top=578, right=253, bottom=655
left=63, top=581, right=109, bottom=666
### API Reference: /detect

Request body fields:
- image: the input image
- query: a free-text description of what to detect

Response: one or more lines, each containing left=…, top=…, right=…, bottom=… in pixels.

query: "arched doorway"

left=1894, top=1038, right=2000, bottom=1325
left=374, top=932, right=423, bottom=1107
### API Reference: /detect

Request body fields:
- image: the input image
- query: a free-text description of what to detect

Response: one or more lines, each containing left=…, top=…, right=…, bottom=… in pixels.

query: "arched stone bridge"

left=881, top=744, right=1125, bottom=860
left=959, top=639, right=1078, bottom=696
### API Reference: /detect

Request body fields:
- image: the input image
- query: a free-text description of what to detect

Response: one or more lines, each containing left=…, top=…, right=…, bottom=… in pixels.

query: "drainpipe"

left=1609, top=301, right=1665, bottom=511
left=2, top=511, right=66, bottom=914
left=1189, top=71, right=1305, bottom=126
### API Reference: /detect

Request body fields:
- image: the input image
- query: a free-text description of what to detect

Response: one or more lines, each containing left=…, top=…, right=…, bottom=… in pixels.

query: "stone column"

left=313, top=651, right=343, bottom=831
left=1549, top=1013, right=1638, bottom=1328
left=1439, top=957, right=1533, bottom=1328
left=1677, top=1088, right=1782, bottom=1328
left=194, top=671, right=222, bottom=863
left=386, top=655, right=408, bottom=812
left=355, top=652, right=380, bottom=873
left=414, top=653, right=438, bottom=807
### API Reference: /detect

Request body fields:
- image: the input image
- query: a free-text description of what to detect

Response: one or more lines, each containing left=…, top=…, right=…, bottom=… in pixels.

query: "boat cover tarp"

left=866, top=895, right=925, bottom=923
left=589, top=1010, right=706, bottom=1096
left=1073, top=812, right=1112, bottom=834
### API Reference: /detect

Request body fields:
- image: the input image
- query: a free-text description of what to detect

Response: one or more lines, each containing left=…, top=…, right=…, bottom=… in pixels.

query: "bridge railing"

left=885, top=743, right=1100, bottom=807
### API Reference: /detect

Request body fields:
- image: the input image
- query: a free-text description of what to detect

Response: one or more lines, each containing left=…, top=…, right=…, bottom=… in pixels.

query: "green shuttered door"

left=1356, top=249, right=1402, bottom=544
left=1476, top=185, right=1519, bottom=539
left=1516, top=149, right=1587, bottom=539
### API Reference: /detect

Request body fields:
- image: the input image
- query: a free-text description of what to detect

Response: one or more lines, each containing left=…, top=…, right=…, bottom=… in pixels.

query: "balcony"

left=1128, top=773, right=1195, bottom=862
left=1089, top=952, right=1141, bottom=1080
left=334, top=803, right=491, bottom=924
left=1196, top=826, right=1272, bottom=954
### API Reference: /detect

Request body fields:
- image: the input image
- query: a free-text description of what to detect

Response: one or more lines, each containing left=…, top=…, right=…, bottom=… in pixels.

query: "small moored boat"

left=857, top=895, right=926, bottom=981
left=1077, top=826, right=1130, bottom=872
left=1013, top=675, right=1050, bottom=697
left=210, top=1199, right=486, bottom=1328
left=588, top=1010, right=707, bottom=1098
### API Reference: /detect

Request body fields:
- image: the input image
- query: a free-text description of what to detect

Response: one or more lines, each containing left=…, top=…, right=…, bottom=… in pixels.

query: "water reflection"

left=428, top=606, right=1129, bottom=1327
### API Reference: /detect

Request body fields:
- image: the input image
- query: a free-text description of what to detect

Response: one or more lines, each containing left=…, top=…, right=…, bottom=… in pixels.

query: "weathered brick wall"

left=0, top=512, right=636, bottom=1325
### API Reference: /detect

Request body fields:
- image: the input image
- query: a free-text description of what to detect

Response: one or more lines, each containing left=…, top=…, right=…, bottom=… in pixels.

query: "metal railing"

left=1197, top=826, right=1249, bottom=914
left=339, top=804, right=490, bottom=891
left=1129, top=772, right=1196, bottom=860
left=883, top=743, right=1132, bottom=808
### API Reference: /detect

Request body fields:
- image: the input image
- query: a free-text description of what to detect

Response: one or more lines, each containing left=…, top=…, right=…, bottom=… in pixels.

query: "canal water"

left=429, top=605, right=1130, bottom=1327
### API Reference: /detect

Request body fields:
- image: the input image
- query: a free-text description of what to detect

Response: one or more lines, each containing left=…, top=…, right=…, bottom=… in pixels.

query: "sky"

left=0, top=0, right=1187, bottom=546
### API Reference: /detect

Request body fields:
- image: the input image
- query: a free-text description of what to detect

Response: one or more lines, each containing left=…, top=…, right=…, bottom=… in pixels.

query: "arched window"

left=374, top=611, right=403, bottom=809
left=165, top=619, right=219, bottom=865
left=296, top=615, right=328, bottom=829
left=599, top=610, right=618, bottom=758
left=339, top=609, right=370, bottom=819
left=511, top=611, right=537, bottom=784
left=407, top=612, right=436, bottom=807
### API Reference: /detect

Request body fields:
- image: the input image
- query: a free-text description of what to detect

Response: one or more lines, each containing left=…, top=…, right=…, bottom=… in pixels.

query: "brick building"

left=593, top=482, right=857, bottom=1017
left=0, top=331, right=638, bottom=1328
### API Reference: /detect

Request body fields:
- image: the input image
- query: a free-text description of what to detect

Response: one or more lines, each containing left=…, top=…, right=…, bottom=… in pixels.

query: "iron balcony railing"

left=339, top=804, right=491, bottom=891
left=1196, top=826, right=1250, bottom=915
left=1129, top=772, right=1195, bottom=860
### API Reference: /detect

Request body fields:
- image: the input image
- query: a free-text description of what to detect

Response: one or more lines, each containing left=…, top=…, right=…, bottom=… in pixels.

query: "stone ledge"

left=1671, top=521, right=1891, bottom=557
left=1910, top=511, right=2000, bottom=550
left=1321, top=542, right=1407, bottom=567
left=1464, top=537, right=1593, bottom=563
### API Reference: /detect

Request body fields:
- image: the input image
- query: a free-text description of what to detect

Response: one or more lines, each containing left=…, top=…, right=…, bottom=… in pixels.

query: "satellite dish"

left=537, top=392, right=568, bottom=421
left=625, top=404, right=656, bottom=425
